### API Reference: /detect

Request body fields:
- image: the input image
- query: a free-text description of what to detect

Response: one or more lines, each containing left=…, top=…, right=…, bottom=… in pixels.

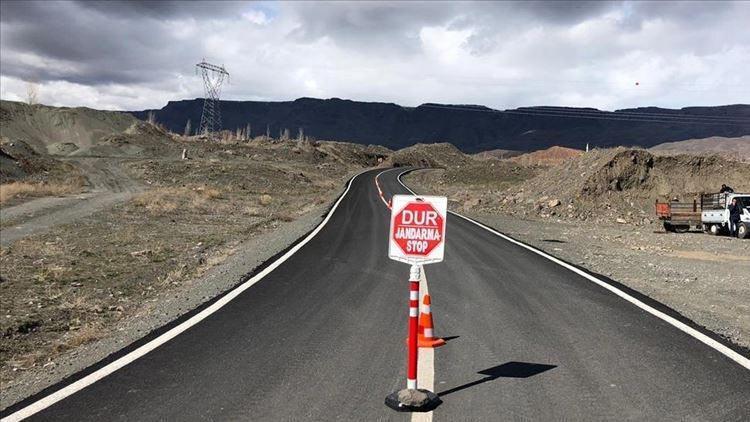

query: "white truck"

left=701, top=193, right=750, bottom=238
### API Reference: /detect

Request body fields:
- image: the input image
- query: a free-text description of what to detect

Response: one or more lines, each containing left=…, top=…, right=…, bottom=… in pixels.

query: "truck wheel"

left=739, top=223, right=749, bottom=239
left=663, top=222, right=675, bottom=232
left=708, top=224, right=720, bottom=236
left=674, top=225, right=689, bottom=233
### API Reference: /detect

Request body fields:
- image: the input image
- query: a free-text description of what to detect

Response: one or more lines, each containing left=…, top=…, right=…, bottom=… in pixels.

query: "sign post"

left=385, top=195, right=446, bottom=412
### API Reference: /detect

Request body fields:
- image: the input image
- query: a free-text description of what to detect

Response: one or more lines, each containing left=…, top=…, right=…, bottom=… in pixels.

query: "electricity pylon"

left=196, top=60, right=229, bottom=136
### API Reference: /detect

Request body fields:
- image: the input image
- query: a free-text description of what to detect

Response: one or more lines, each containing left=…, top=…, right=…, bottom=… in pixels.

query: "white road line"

left=2, top=170, right=370, bottom=422
left=413, top=266, right=435, bottom=422
left=374, top=170, right=392, bottom=208
left=397, top=170, right=750, bottom=370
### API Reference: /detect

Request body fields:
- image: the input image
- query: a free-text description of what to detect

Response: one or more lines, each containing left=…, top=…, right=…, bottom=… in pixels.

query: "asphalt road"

left=5, top=168, right=750, bottom=421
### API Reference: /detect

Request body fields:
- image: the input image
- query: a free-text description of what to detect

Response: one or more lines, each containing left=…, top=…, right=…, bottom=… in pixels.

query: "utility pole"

left=196, top=60, right=229, bottom=137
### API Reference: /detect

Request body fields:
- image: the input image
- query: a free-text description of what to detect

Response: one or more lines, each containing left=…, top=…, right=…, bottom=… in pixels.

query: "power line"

left=418, top=104, right=750, bottom=126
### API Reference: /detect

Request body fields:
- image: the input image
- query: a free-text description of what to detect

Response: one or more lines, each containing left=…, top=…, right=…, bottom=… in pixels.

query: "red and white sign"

left=388, top=195, right=447, bottom=265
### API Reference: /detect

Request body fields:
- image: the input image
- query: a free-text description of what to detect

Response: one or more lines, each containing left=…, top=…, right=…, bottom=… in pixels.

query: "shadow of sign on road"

left=438, top=361, right=557, bottom=397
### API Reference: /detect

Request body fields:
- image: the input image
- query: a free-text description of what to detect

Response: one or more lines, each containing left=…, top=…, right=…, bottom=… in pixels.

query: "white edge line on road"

left=397, top=169, right=750, bottom=370
left=412, top=266, right=434, bottom=422
left=2, top=170, right=371, bottom=422
left=374, top=170, right=392, bottom=208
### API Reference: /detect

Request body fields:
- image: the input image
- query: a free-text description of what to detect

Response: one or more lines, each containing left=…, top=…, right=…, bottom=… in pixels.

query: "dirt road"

left=0, top=158, right=142, bottom=246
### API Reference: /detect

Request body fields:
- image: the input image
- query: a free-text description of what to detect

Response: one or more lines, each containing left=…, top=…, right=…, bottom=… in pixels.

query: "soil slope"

left=0, top=101, right=136, bottom=156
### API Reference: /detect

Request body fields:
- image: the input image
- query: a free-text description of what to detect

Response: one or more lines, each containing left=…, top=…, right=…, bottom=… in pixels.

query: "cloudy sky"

left=1, top=1, right=748, bottom=111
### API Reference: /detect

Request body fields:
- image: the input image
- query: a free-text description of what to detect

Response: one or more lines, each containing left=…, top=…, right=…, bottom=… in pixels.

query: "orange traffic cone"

left=418, top=295, right=446, bottom=348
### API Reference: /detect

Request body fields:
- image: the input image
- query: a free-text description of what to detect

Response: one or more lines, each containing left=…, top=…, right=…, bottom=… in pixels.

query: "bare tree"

left=265, top=124, right=270, bottom=140
left=184, top=119, right=192, bottom=136
left=245, top=123, right=251, bottom=140
left=147, top=111, right=156, bottom=125
left=297, top=127, right=304, bottom=141
left=26, top=81, right=39, bottom=105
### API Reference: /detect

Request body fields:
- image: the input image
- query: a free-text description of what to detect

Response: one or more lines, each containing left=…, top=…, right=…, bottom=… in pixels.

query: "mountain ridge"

left=130, top=97, right=750, bottom=152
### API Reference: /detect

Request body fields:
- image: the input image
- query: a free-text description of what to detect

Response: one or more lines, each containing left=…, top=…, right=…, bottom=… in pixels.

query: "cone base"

left=385, top=389, right=442, bottom=412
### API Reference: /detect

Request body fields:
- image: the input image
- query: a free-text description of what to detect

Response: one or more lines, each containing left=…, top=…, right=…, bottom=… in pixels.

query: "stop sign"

left=389, top=195, right=447, bottom=264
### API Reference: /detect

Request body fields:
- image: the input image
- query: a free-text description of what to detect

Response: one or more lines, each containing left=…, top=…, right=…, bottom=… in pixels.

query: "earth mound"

left=0, top=137, right=81, bottom=184
left=0, top=100, right=136, bottom=156
left=473, top=149, right=523, bottom=160
left=498, top=148, right=750, bottom=223
left=510, top=146, right=583, bottom=166
left=387, top=143, right=472, bottom=168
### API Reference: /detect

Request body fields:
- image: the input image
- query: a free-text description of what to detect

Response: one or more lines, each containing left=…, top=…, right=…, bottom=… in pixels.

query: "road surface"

left=3, top=168, right=749, bottom=421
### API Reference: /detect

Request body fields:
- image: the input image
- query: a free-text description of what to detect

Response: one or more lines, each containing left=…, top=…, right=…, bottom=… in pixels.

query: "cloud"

left=73, top=0, right=250, bottom=19
left=1, top=0, right=748, bottom=111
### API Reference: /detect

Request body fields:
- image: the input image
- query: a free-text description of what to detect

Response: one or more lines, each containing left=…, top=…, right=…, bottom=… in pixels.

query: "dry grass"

left=205, top=247, right=236, bottom=268
left=64, top=324, right=103, bottom=349
left=242, top=206, right=264, bottom=217
left=52, top=324, right=103, bottom=355
left=32, top=265, right=71, bottom=283
left=132, top=185, right=224, bottom=214
left=132, top=190, right=179, bottom=213
left=275, top=212, right=297, bottom=222
left=58, top=294, right=90, bottom=312
left=0, top=181, right=80, bottom=204
left=259, top=194, right=272, bottom=206
left=158, top=266, right=187, bottom=287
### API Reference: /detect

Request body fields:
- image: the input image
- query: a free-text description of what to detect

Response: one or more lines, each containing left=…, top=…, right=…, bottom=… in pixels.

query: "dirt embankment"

left=502, top=148, right=750, bottom=224
left=509, top=145, right=583, bottom=166
left=473, top=149, right=523, bottom=160
left=0, top=100, right=136, bottom=156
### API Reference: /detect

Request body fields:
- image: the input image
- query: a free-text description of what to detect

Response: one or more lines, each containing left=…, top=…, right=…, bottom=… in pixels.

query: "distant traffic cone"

left=418, top=295, right=446, bottom=348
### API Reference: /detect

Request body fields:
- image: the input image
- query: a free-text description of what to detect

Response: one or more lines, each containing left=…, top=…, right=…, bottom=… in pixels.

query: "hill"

left=131, top=98, right=750, bottom=153
left=0, top=101, right=137, bottom=155
left=650, top=136, right=750, bottom=161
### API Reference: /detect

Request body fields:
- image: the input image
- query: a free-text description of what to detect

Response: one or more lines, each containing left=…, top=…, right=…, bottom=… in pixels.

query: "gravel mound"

left=497, top=148, right=750, bottom=224
left=0, top=100, right=136, bottom=156
left=387, top=142, right=471, bottom=168
left=509, top=146, right=583, bottom=166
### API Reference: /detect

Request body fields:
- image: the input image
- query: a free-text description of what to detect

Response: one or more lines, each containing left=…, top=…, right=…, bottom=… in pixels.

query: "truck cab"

left=701, top=193, right=750, bottom=238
